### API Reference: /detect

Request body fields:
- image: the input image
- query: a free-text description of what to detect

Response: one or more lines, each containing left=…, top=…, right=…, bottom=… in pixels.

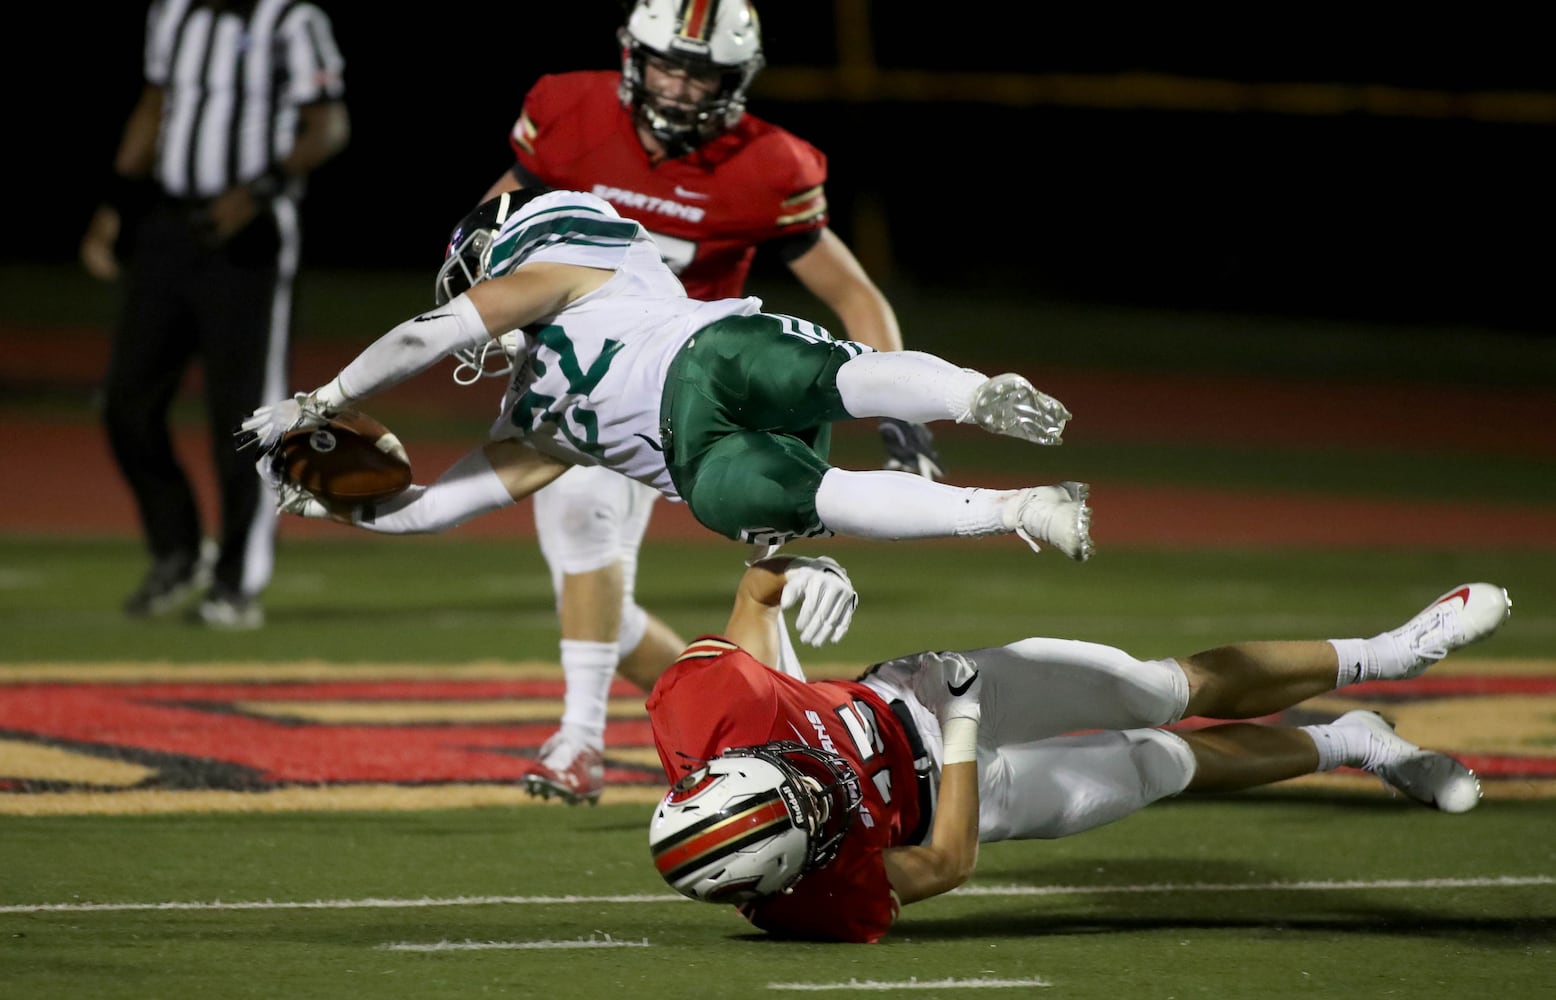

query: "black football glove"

left=878, top=417, right=944, bottom=481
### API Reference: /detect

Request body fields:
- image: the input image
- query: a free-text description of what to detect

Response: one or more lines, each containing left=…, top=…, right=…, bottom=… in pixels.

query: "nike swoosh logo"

left=635, top=433, right=664, bottom=452
left=413, top=313, right=452, bottom=323
left=674, top=186, right=710, bottom=201
left=1439, top=586, right=1471, bottom=607
left=948, top=673, right=977, bottom=697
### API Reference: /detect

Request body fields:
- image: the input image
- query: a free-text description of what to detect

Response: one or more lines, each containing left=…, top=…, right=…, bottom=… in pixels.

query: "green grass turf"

left=3, top=798, right=1552, bottom=998
left=2, top=539, right=1553, bottom=996
left=2, top=536, right=1552, bottom=663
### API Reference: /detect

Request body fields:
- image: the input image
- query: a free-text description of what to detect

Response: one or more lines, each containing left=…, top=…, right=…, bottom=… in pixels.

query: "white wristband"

left=941, top=716, right=978, bottom=766
left=312, top=376, right=351, bottom=413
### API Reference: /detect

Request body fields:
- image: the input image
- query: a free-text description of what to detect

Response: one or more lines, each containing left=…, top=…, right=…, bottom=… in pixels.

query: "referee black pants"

left=103, top=198, right=297, bottom=598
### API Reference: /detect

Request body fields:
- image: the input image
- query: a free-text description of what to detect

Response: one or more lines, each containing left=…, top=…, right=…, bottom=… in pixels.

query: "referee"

left=80, top=0, right=348, bottom=628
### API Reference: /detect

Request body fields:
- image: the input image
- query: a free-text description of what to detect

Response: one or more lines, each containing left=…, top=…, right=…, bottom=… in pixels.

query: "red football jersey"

left=506, top=71, right=828, bottom=301
left=646, top=636, right=924, bottom=943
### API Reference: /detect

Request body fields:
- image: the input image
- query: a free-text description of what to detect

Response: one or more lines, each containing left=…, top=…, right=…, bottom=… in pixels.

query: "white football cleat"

left=1003, top=482, right=1093, bottom=561
left=961, top=373, right=1072, bottom=446
left=1333, top=710, right=1481, bottom=813
left=1389, top=583, right=1511, bottom=678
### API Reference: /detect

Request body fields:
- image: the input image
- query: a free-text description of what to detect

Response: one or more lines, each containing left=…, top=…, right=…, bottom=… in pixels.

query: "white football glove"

left=779, top=556, right=859, bottom=647
left=235, top=392, right=332, bottom=453
left=879, top=418, right=944, bottom=480
left=274, top=480, right=335, bottom=519
left=253, top=451, right=336, bottom=520
left=908, top=650, right=982, bottom=724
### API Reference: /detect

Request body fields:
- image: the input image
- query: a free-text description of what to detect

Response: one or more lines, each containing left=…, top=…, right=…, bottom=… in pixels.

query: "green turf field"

left=4, top=795, right=1552, bottom=999
left=2, top=538, right=1553, bottom=998
left=3, top=267, right=1553, bottom=997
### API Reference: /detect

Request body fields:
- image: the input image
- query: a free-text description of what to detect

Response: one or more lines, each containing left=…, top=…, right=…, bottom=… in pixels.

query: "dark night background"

left=13, top=2, right=1554, bottom=334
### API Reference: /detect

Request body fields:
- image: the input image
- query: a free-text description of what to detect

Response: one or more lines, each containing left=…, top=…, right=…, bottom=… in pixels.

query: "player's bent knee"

left=1124, top=728, right=1197, bottom=802
left=1122, top=658, right=1192, bottom=726
left=534, top=467, right=638, bottom=573
left=979, top=728, right=1197, bottom=842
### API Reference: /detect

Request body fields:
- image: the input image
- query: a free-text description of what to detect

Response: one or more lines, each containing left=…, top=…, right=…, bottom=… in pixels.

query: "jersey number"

left=832, top=699, right=897, bottom=807
left=510, top=325, right=623, bottom=454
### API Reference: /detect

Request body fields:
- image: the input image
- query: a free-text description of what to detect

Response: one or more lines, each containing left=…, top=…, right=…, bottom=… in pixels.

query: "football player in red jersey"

left=647, top=558, right=1508, bottom=942
left=465, top=0, right=940, bottom=805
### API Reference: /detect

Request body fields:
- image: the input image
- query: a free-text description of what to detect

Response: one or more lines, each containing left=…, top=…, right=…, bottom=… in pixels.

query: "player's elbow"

left=943, top=847, right=978, bottom=891
left=922, top=845, right=979, bottom=900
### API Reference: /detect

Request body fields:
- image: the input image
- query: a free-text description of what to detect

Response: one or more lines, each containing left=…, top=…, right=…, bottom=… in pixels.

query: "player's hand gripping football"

left=249, top=451, right=330, bottom=519
left=779, top=556, right=860, bottom=647
left=234, top=391, right=333, bottom=454
left=909, top=650, right=982, bottom=724
left=878, top=417, right=944, bottom=480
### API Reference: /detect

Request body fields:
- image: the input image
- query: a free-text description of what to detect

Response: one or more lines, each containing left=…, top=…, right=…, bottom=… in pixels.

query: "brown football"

left=278, top=409, right=412, bottom=504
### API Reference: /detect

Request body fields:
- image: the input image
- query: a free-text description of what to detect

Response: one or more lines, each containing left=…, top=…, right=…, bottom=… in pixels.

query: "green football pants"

left=659, top=313, right=871, bottom=545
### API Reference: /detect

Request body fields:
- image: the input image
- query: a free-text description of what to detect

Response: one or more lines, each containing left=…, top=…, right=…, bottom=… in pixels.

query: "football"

left=277, top=409, right=412, bottom=504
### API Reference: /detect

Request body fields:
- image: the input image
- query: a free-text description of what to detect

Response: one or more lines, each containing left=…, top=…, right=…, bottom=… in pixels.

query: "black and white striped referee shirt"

left=145, top=0, right=345, bottom=199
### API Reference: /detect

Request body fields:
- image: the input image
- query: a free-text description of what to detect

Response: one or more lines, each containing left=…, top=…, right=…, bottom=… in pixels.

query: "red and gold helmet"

left=617, top=0, right=764, bottom=156
left=649, top=741, right=861, bottom=903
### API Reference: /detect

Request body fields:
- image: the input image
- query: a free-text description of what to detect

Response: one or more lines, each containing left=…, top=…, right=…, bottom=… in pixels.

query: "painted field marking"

left=956, top=875, right=1556, bottom=896
left=0, top=893, right=682, bottom=914
left=4, top=875, right=1550, bottom=915
left=381, top=935, right=649, bottom=952
left=769, top=977, right=1050, bottom=992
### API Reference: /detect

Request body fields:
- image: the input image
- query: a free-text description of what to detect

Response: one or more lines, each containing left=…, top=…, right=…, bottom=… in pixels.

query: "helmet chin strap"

left=799, top=775, right=833, bottom=826
left=637, top=106, right=702, bottom=160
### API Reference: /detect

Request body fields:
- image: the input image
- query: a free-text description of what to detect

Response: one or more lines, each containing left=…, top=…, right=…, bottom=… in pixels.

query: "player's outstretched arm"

left=237, top=263, right=610, bottom=454
left=270, top=440, right=568, bottom=533
left=883, top=652, right=983, bottom=904
left=235, top=295, right=493, bottom=453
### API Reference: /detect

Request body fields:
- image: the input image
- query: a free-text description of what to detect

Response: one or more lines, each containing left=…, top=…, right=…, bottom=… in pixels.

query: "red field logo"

left=0, top=666, right=1551, bottom=812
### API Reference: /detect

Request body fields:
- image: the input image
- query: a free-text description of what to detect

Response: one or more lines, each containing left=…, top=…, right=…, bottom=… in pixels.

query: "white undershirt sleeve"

left=315, top=293, right=495, bottom=410
left=349, top=446, right=515, bottom=534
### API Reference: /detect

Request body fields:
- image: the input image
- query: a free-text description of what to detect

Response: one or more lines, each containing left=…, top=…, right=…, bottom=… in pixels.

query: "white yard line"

left=3, top=875, right=1550, bottom=915
left=0, top=892, right=681, bottom=914
left=768, top=978, right=1051, bottom=992
left=380, top=935, right=649, bottom=952
left=956, top=875, right=1556, bottom=896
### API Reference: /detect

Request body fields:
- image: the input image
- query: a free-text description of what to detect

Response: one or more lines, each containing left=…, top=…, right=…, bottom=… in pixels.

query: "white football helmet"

left=617, top=0, right=764, bottom=156
left=435, top=188, right=546, bottom=383
left=649, top=742, right=861, bottom=903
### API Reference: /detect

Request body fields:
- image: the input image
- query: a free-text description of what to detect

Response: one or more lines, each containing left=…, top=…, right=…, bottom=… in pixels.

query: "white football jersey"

left=484, top=190, right=758, bottom=497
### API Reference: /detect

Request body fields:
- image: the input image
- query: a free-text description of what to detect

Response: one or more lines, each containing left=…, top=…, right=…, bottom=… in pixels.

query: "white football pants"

left=532, top=465, right=658, bottom=654
left=862, top=638, right=1196, bottom=845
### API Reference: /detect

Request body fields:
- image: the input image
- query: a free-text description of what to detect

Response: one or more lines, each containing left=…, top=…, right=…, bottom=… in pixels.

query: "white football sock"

left=1299, top=723, right=1355, bottom=771
left=559, top=639, right=618, bottom=749
left=834, top=351, right=987, bottom=421
left=1330, top=630, right=1423, bottom=689
left=1328, top=637, right=1374, bottom=688
left=813, top=469, right=1015, bottom=539
left=1303, top=715, right=1413, bottom=773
